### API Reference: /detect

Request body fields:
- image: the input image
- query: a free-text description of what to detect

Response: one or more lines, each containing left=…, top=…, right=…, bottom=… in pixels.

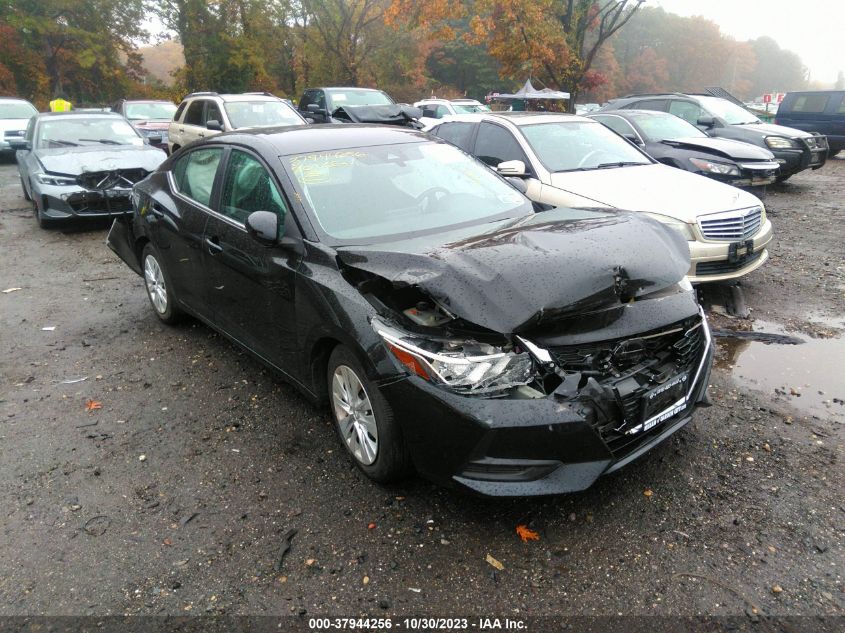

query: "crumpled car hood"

left=337, top=208, right=690, bottom=334
left=35, top=145, right=167, bottom=176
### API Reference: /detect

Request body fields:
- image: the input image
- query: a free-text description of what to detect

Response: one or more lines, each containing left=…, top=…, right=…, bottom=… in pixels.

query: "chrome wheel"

left=144, top=254, right=168, bottom=314
left=332, top=364, right=378, bottom=465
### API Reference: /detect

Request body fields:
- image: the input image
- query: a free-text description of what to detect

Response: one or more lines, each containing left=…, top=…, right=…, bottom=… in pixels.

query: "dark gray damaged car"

left=107, top=126, right=714, bottom=496
left=14, top=111, right=166, bottom=228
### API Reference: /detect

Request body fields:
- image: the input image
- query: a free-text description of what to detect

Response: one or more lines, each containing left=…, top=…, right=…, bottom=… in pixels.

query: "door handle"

left=149, top=203, right=164, bottom=218
left=205, top=236, right=223, bottom=254
left=198, top=133, right=205, bottom=138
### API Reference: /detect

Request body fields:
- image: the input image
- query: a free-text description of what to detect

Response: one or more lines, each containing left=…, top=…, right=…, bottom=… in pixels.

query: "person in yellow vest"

left=49, top=93, right=72, bottom=112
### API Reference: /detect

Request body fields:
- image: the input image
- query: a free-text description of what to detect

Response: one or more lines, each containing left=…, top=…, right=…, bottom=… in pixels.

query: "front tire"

left=327, top=345, right=412, bottom=483
left=775, top=174, right=792, bottom=183
left=141, top=243, right=182, bottom=324
left=21, top=177, right=31, bottom=201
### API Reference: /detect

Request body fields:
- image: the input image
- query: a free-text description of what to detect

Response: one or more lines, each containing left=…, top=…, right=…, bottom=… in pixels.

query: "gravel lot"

left=0, top=155, right=842, bottom=623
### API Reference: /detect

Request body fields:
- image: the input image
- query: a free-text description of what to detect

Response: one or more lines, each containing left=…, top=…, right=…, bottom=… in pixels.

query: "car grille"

left=803, top=135, right=828, bottom=150
left=697, top=206, right=762, bottom=241
left=695, top=251, right=763, bottom=276
left=67, top=193, right=132, bottom=214
left=549, top=315, right=706, bottom=460
left=76, top=169, right=148, bottom=191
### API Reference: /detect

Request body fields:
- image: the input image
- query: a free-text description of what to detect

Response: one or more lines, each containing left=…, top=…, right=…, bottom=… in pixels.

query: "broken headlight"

left=689, top=157, right=740, bottom=176
left=372, top=318, right=534, bottom=395
left=36, top=173, right=77, bottom=186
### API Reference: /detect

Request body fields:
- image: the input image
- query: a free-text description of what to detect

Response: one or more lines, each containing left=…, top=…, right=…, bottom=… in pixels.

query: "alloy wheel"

left=331, top=364, right=379, bottom=465
left=144, top=254, right=168, bottom=314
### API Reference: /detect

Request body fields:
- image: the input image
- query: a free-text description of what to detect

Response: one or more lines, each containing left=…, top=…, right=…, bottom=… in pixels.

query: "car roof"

left=0, top=97, right=33, bottom=102
left=319, top=87, right=384, bottom=92
left=432, top=112, right=594, bottom=125
left=121, top=99, right=175, bottom=104
left=594, top=109, right=674, bottom=118
left=34, top=111, right=124, bottom=120
left=207, top=123, right=430, bottom=155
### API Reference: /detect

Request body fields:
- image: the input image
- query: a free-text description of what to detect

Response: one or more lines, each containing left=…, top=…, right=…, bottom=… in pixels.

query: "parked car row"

left=3, top=85, right=841, bottom=497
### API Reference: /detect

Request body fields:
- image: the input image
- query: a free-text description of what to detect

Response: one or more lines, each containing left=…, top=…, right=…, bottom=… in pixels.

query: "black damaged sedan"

left=108, top=125, right=714, bottom=496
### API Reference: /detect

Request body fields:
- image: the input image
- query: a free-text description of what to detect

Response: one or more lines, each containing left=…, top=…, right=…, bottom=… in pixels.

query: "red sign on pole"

left=776, top=93, right=785, bottom=104
left=763, top=94, right=772, bottom=103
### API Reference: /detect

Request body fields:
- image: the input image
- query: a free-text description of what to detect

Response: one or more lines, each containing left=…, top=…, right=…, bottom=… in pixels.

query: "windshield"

left=327, top=90, right=394, bottom=108
left=452, top=103, right=490, bottom=113
left=521, top=121, right=651, bottom=172
left=224, top=100, right=304, bottom=128
left=37, top=118, right=143, bottom=148
left=124, top=102, right=177, bottom=121
left=284, top=141, right=531, bottom=243
left=697, top=96, right=760, bottom=125
left=0, top=101, right=37, bottom=119
left=632, top=113, right=707, bottom=141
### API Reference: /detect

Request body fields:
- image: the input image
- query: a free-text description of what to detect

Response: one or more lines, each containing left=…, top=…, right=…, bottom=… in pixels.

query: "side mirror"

left=697, top=116, right=716, bottom=129
left=206, top=119, right=223, bottom=131
left=305, top=117, right=315, bottom=124
left=245, top=210, right=281, bottom=245
left=8, top=137, right=29, bottom=150
left=147, top=134, right=163, bottom=145
left=505, top=177, right=528, bottom=194
left=305, top=104, right=326, bottom=121
left=496, top=159, right=527, bottom=177
left=623, top=133, right=644, bottom=146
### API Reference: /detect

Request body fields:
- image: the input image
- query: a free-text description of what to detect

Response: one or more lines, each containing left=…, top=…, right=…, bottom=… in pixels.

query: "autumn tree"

left=3, top=0, right=147, bottom=101
left=388, top=0, right=644, bottom=108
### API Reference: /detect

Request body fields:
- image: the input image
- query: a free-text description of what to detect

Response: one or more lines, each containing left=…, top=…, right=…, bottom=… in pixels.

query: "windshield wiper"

left=48, top=140, right=79, bottom=147
left=78, top=138, right=122, bottom=145
left=595, top=161, right=647, bottom=169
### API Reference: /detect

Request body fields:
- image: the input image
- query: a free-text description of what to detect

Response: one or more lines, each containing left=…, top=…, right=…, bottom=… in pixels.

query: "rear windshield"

left=327, top=90, right=394, bottom=108
left=124, top=102, right=177, bottom=121
left=0, top=101, right=37, bottom=119
left=224, top=100, right=304, bottom=128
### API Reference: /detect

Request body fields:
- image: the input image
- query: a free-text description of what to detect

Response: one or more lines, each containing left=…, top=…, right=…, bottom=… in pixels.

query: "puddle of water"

left=715, top=320, right=845, bottom=422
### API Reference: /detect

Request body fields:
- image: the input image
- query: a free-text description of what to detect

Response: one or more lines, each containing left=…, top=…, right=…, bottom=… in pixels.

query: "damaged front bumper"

left=381, top=310, right=713, bottom=497
left=35, top=182, right=135, bottom=221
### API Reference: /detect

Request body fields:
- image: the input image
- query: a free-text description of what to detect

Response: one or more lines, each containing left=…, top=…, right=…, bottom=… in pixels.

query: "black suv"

left=297, top=87, right=394, bottom=123
left=599, top=92, right=828, bottom=181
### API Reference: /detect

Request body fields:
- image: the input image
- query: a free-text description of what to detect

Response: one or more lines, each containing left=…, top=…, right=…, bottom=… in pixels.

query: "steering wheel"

left=577, top=150, right=613, bottom=168
left=416, top=187, right=451, bottom=212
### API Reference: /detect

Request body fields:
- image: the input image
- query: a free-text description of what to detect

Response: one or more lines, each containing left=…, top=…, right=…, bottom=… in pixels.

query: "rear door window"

left=474, top=122, right=530, bottom=168
left=630, top=99, right=667, bottom=112
left=172, top=147, right=224, bottom=207
left=792, top=94, right=830, bottom=113
left=184, top=100, right=205, bottom=126
left=837, top=95, right=845, bottom=114
left=668, top=100, right=704, bottom=125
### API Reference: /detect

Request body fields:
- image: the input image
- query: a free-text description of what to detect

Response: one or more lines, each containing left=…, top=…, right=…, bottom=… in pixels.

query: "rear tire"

left=141, top=243, right=183, bottom=324
left=327, top=345, right=412, bottom=483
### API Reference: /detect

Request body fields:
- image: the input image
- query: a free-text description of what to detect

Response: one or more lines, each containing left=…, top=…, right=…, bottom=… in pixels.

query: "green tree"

left=3, top=0, right=147, bottom=101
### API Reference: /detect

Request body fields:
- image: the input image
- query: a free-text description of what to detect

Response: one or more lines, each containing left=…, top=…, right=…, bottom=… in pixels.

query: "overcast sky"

left=652, top=0, right=844, bottom=83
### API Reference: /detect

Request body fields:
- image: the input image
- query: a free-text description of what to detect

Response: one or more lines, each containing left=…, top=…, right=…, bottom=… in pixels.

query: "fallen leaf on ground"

left=367, top=522, right=376, bottom=530
left=516, top=524, right=540, bottom=542
left=485, top=553, right=504, bottom=570
left=643, top=489, right=654, bottom=497
left=2, top=287, right=22, bottom=293
left=85, top=399, right=102, bottom=412
left=163, top=538, right=173, bottom=546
